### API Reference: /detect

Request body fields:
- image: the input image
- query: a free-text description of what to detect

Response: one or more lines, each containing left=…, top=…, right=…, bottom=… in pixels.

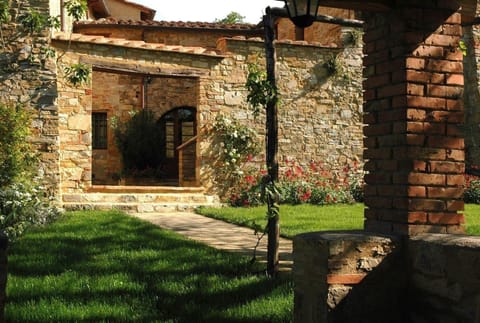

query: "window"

left=92, top=112, right=108, bottom=149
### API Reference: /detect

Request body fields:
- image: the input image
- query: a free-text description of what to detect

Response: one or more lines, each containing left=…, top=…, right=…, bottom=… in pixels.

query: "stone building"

left=37, top=0, right=364, bottom=205
left=0, top=0, right=364, bottom=209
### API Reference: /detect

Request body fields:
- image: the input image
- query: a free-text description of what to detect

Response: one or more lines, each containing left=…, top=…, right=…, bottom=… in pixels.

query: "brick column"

left=363, top=2, right=465, bottom=235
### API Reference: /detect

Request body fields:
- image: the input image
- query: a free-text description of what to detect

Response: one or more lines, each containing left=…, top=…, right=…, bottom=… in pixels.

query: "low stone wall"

left=408, top=234, right=480, bottom=323
left=293, top=231, right=405, bottom=323
left=294, top=231, right=480, bottom=323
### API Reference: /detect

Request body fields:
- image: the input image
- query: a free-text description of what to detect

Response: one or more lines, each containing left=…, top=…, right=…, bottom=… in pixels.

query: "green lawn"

left=466, top=204, right=480, bottom=235
left=6, top=211, right=292, bottom=322
left=197, top=203, right=480, bottom=238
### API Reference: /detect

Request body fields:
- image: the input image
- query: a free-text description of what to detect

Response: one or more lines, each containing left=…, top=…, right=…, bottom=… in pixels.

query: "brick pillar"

left=363, top=2, right=465, bottom=235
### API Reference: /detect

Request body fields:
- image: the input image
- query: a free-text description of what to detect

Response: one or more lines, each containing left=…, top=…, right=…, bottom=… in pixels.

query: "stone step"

left=62, top=202, right=212, bottom=213
left=87, top=185, right=205, bottom=194
left=63, top=192, right=215, bottom=204
left=61, top=187, right=221, bottom=213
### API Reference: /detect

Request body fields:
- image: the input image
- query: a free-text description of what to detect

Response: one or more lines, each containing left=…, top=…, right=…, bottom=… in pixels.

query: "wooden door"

left=160, top=107, right=196, bottom=180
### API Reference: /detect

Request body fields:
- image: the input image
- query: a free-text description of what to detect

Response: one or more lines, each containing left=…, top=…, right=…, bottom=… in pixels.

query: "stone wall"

left=52, top=32, right=364, bottom=196
left=56, top=50, right=92, bottom=193
left=293, top=231, right=405, bottom=323
left=408, top=234, right=480, bottom=322
left=0, top=0, right=60, bottom=198
left=293, top=231, right=480, bottom=323
left=214, top=37, right=364, bottom=181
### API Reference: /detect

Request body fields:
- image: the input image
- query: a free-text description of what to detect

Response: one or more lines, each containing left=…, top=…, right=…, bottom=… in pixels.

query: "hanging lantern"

left=275, top=0, right=321, bottom=28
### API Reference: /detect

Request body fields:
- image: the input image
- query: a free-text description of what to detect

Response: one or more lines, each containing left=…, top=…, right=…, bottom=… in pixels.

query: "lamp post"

left=263, top=7, right=279, bottom=277
left=275, top=0, right=322, bottom=28
left=263, top=0, right=321, bottom=277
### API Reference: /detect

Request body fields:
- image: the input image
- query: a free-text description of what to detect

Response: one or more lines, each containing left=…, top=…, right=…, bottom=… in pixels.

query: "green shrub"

left=465, top=178, right=480, bottom=204
left=0, top=104, right=59, bottom=241
left=0, top=105, right=36, bottom=188
left=0, top=183, right=59, bottom=241
left=112, top=109, right=165, bottom=177
left=227, top=159, right=363, bottom=207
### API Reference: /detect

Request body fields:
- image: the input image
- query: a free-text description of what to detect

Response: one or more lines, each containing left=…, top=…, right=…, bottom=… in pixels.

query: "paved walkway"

left=131, top=212, right=293, bottom=271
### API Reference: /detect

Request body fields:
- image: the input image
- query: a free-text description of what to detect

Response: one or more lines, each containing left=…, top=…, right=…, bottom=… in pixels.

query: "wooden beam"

left=270, top=7, right=363, bottom=27
left=79, top=57, right=208, bottom=78
left=456, top=0, right=477, bottom=20
left=318, top=0, right=393, bottom=11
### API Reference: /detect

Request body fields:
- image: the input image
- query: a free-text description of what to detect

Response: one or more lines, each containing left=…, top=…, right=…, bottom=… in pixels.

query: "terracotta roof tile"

left=52, top=32, right=225, bottom=57
left=224, top=36, right=337, bottom=48
left=75, top=18, right=261, bottom=31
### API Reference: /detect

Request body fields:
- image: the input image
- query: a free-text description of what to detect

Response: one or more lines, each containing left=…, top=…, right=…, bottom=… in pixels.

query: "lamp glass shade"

left=279, top=0, right=320, bottom=28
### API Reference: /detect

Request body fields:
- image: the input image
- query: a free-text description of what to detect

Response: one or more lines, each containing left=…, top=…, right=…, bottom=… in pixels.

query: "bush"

left=0, top=183, right=59, bottom=241
left=0, top=105, right=37, bottom=187
left=0, top=104, right=59, bottom=241
left=227, top=159, right=364, bottom=207
left=112, top=109, right=165, bottom=177
left=465, top=171, right=480, bottom=203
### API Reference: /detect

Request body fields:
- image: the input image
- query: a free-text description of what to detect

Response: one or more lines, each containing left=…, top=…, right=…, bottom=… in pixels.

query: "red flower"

left=286, top=169, right=293, bottom=179
left=245, top=175, right=256, bottom=185
left=295, top=165, right=304, bottom=176
left=300, top=190, right=312, bottom=202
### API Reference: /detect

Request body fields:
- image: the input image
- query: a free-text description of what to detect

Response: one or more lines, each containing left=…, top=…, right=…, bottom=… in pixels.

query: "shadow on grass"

left=6, top=211, right=293, bottom=322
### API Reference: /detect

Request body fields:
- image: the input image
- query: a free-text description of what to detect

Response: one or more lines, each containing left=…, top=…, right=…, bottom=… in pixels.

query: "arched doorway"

left=158, top=107, right=197, bottom=181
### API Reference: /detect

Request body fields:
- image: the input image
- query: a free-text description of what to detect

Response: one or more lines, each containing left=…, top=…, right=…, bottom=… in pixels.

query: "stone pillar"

left=363, top=2, right=465, bottom=235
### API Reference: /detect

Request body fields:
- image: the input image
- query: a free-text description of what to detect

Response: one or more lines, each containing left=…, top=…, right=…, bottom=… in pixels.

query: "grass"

left=6, top=211, right=292, bottom=322
left=466, top=204, right=480, bottom=235
left=197, top=203, right=480, bottom=238
left=7, top=205, right=480, bottom=321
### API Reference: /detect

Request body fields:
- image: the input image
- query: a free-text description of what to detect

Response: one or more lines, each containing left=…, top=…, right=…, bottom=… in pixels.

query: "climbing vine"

left=212, top=114, right=260, bottom=176
left=245, top=62, right=280, bottom=275
left=64, top=62, right=90, bottom=86
left=0, top=0, right=90, bottom=86
left=245, top=64, right=278, bottom=117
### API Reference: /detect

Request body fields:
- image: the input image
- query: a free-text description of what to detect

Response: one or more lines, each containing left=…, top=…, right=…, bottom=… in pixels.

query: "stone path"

left=131, top=212, right=293, bottom=271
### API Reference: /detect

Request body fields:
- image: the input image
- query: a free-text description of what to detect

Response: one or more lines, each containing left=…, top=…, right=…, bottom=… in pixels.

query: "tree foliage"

left=215, top=11, right=245, bottom=24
